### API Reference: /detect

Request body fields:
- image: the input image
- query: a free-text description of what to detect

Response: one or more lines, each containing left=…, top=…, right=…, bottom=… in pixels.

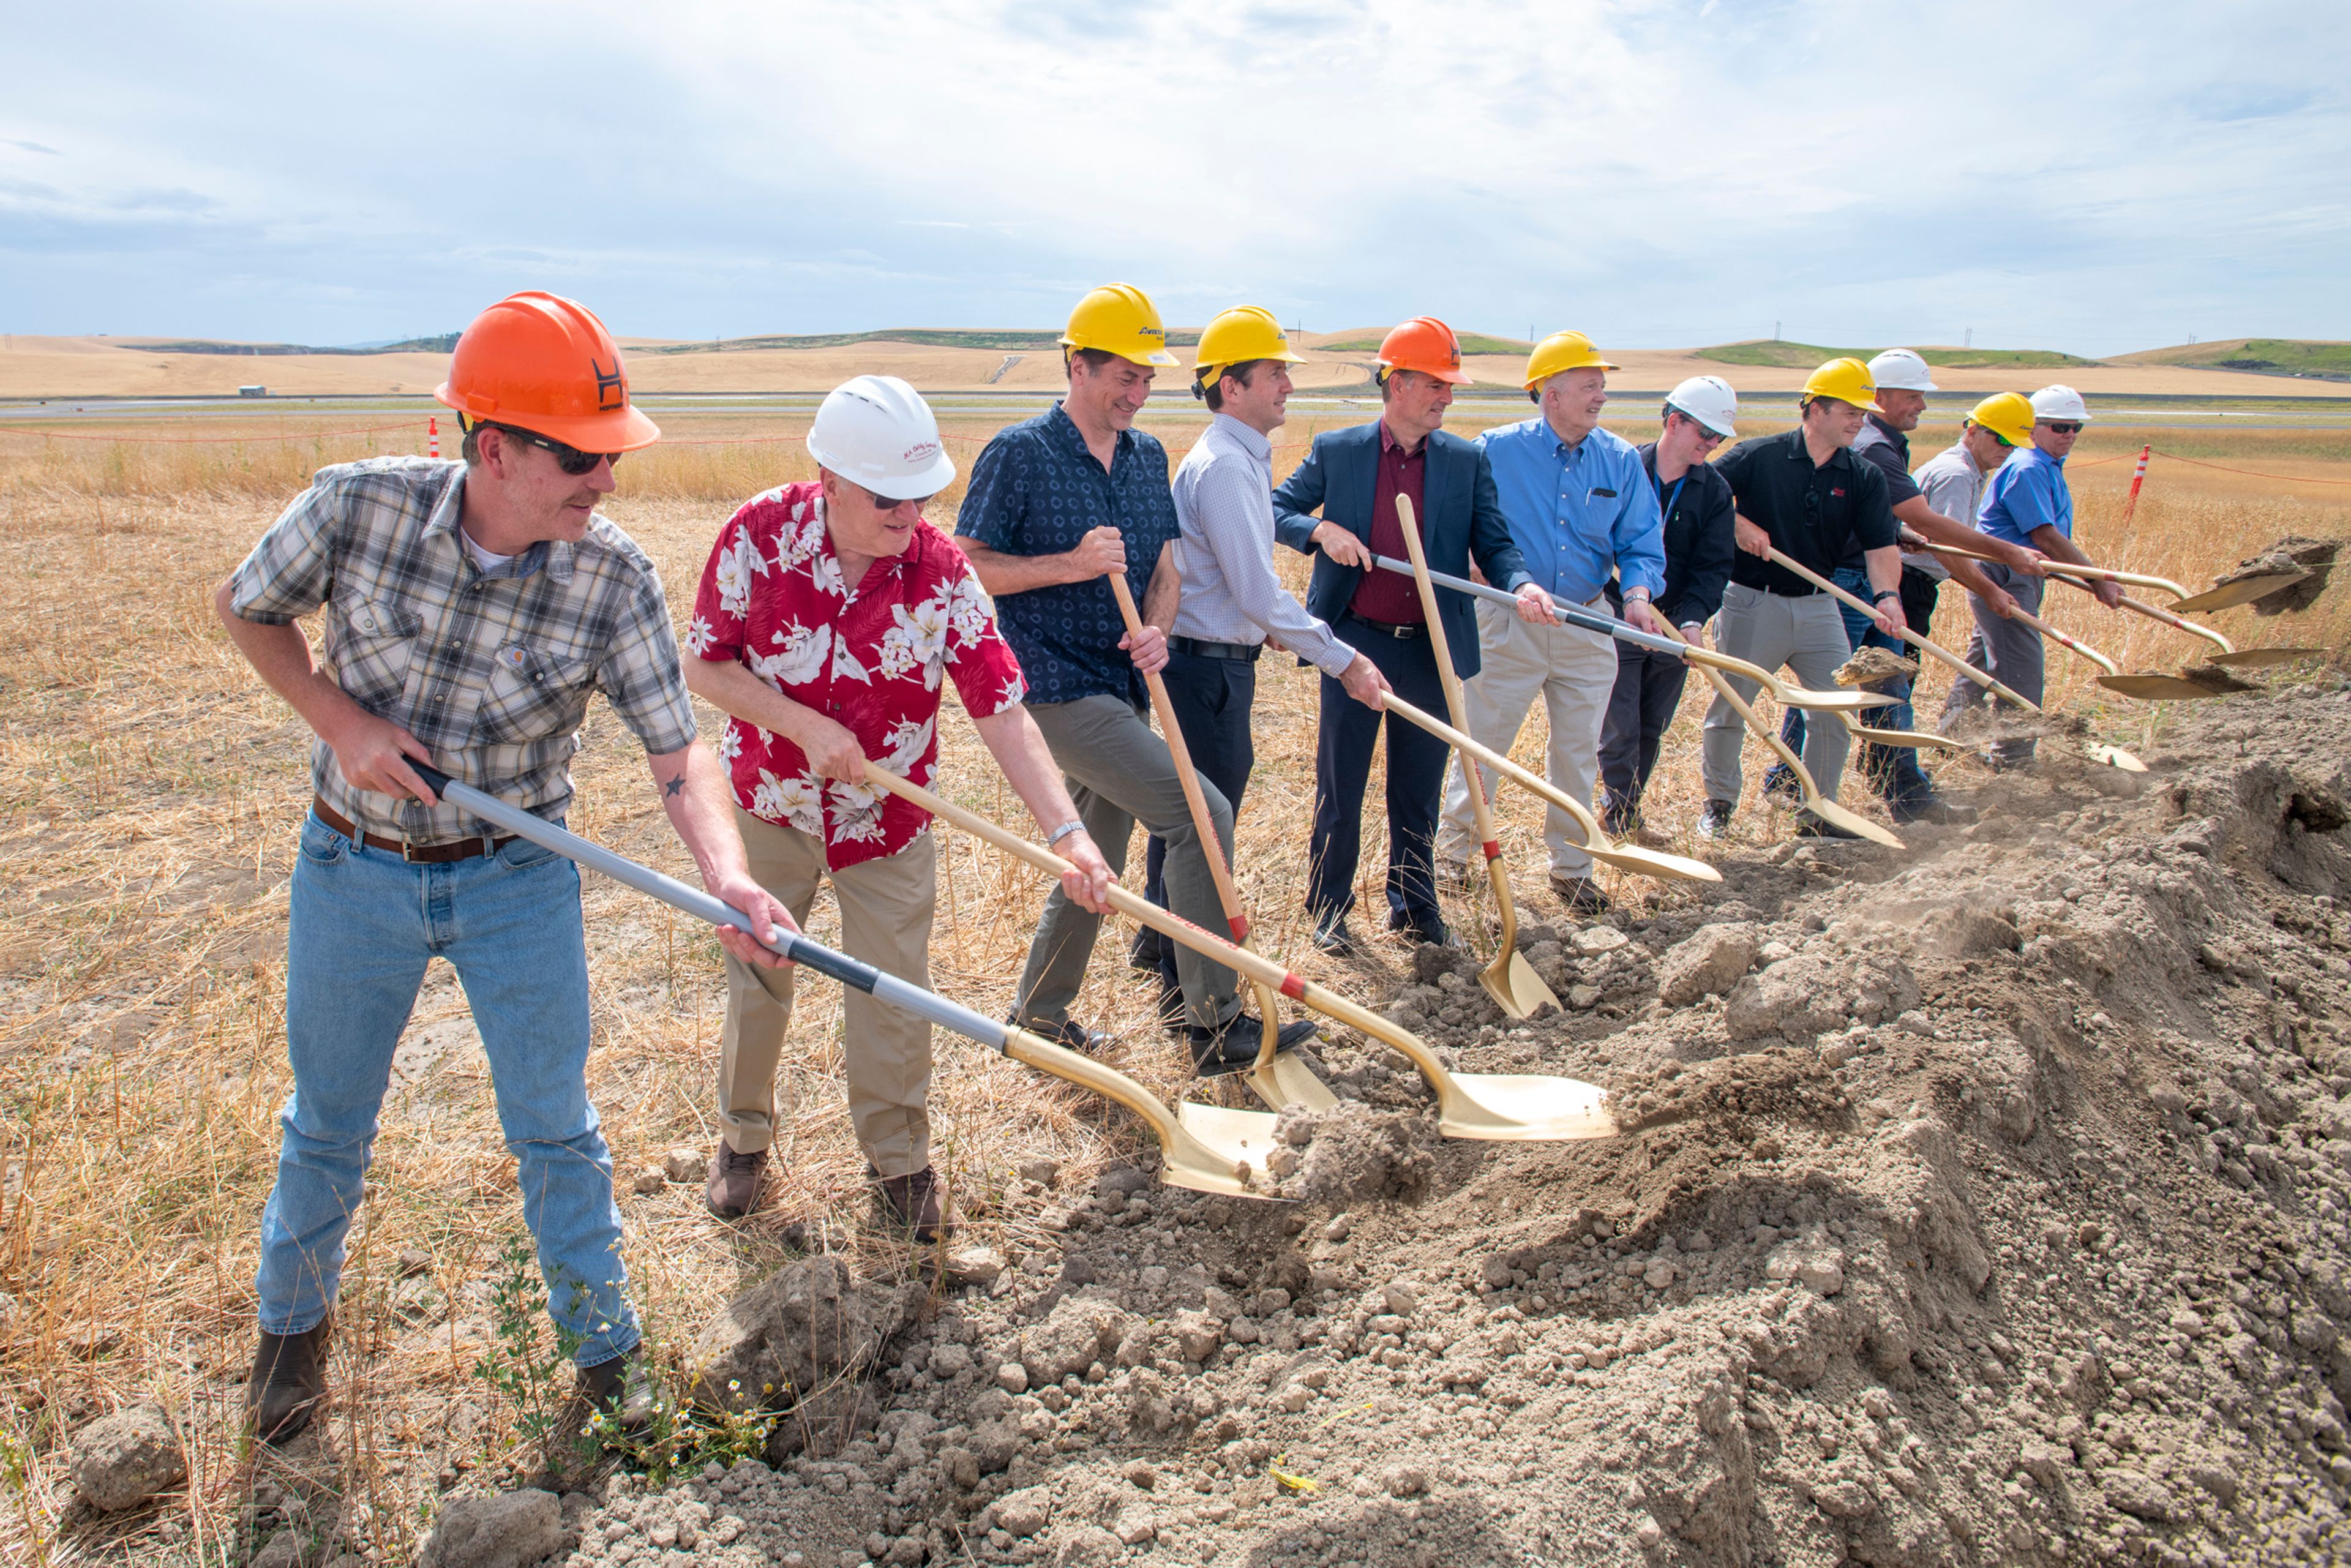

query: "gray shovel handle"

left=1368, top=555, right=1687, bottom=658
left=407, top=763, right=1012, bottom=1055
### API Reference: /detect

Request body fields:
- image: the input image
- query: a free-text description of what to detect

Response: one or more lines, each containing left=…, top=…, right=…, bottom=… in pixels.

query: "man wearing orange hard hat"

left=215, top=291, right=793, bottom=1466
left=1273, top=316, right=1556, bottom=955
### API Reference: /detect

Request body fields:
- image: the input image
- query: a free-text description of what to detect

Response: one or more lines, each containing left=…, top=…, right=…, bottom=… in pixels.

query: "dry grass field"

left=0, top=406, right=2345, bottom=1564
left=7, top=331, right=2351, bottom=401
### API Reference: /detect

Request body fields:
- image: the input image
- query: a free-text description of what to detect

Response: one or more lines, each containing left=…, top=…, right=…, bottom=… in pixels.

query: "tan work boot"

left=875, top=1166, right=950, bottom=1245
left=703, top=1139, right=768, bottom=1220
left=246, top=1313, right=333, bottom=1446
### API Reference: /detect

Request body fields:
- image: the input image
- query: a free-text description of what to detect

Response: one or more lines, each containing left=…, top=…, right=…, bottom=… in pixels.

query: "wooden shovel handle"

left=1104, top=572, right=1249, bottom=942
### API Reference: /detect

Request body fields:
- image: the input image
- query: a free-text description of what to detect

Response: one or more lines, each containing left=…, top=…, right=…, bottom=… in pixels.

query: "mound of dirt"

left=2230, top=536, right=2338, bottom=617
left=2182, top=664, right=2267, bottom=695
left=1835, top=647, right=1920, bottom=691
left=548, top=677, right=2351, bottom=1568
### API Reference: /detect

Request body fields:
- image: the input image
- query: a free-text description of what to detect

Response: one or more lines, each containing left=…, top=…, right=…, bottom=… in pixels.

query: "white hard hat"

left=1866, top=348, right=1937, bottom=392
left=2029, top=384, right=2092, bottom=424
left=1663, top=374, right=1738, bottom=438
left=806, top=374, right=958, bottom=500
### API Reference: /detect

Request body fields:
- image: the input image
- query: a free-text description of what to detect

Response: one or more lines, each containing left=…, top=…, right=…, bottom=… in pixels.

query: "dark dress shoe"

left=1009, top=1014, right=1111, bottom=1053
left=1311, top=912, right=1360, bottom=958
left=247, top=1314, right=332, bottom=1446
left=1549, top=874, right=1611, bottom=916
left=1387, top=906, right=1458, bottom=948
left=1793, top=811, right=1862, bottom=840
left=876, top=1165, right=950, bottom=1244
left=1191, top=1015, right=1318, bottom=1077
left=703, top=1139, right=768, bottom=1220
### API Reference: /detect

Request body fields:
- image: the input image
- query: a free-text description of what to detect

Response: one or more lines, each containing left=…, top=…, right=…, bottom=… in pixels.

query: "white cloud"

left=0, top=0, right=2344, bottom=354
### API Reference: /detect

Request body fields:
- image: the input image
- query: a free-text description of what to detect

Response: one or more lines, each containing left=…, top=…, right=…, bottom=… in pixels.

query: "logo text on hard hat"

left=903, top=442, right=939, bottom=463
left=1139, top=326, right=1165, bottom=343
left=592, top=358, right=626, bottom=411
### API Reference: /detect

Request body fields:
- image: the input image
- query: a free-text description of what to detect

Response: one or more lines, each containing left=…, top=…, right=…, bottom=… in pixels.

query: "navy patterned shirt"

left=954, top=402, right=1179, bottom=707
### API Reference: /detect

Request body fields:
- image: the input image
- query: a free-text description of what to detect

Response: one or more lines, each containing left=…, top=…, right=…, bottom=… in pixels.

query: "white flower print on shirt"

left=681, top=613, right=718, bottom=658
left=750, top=621, right=831, bottom=688
left=713, top=528, right=768, bottom=620
left=716, top=723, right=743, bottom=764
left=748, top=768, right=824, bottom=836
left=827, top=776, right=887, bottom=843
left=876, top=716, right=934, bottom=775
left=945, top=571, right=994, bottom=648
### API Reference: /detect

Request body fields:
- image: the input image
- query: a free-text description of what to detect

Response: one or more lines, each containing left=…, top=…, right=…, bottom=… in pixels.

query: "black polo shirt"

left=1716, top=427, right=1898, bottom=596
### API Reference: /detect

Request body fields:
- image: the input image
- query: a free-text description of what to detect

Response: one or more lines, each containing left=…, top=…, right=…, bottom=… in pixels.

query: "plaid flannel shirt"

left=228, top=457, right=697, bottom=844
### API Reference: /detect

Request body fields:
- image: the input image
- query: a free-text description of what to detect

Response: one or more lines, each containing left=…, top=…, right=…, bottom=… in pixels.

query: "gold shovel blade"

left=1480, top=949, right=1562, bottom=1022
left=2205, top=648, right=2328, bottom=669
left=2171, top=572, right=2309, bottom=613
left=1435, top=1071, right=1617, bottom=1142
left=1845, top=721, right=1964, bottom=752
left=1169, top=1101, right=1289, bottom=1197
left=1590, top=843, right=1721, bottom=881
left=2097, top=673, right=2233, bottom=700
left=2086, top=743, right=2148, bottom=773
left=1244, top=1051, right=1340, bottom=1114
left=1801, top=795, right=1904, bottom=849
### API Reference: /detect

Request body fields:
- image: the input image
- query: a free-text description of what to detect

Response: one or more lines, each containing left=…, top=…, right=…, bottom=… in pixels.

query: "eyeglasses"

left=860, top=484, right=936, bottom=512
left=487, top=422, right=623, bottom=475
left=2041, top=421, right=2083, bottom=436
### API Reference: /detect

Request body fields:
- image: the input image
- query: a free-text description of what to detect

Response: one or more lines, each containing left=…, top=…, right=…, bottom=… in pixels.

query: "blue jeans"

left=1768, top=565, right=1931, bottom=804
left=254, top=812, right=637, bottom=1368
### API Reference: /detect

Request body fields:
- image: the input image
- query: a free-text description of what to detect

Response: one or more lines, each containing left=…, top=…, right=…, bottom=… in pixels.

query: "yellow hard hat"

left=1800, top=356, right=1875, bottom=408
left=1523, top=330, right=1618, bottom=389
left=1193, top=306, right=1306, bottom=396
left=1968, top=392, right=2036, bottom=449
left=1060, top=283, right=1179, bottom=368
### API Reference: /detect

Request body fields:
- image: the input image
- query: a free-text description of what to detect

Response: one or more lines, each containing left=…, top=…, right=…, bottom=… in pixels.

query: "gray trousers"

left=1700, top=582, right=1854, bottom=805
left=1939, top=564, right=2045, bottom=763
left=1018, top=694, right=1238, bottom=1032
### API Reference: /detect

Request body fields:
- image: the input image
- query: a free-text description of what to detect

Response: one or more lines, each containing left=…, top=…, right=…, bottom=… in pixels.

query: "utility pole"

left=1773, top=320, right=1780, bottom=342
left=1965, top=328, right=1972, bottom=349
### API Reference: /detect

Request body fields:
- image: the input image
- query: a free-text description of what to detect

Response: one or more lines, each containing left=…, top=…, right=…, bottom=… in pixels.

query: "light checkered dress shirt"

left=228, top=457, right=697, bottom=844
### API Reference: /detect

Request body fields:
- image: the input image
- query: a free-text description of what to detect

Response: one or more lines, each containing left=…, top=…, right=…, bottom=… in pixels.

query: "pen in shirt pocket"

left=1589, top=487, right=1618, bottom=500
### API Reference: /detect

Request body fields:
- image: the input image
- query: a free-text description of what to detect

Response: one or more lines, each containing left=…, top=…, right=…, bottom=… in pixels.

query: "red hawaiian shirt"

left=686, top=481, right=1027, bottom=871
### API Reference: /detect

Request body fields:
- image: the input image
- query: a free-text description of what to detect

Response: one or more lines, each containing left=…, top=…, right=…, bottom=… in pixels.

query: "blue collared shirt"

left=1473, top=418, right=1665, bottom=605
left=1977, top=445, right=2072, bottom=549
left=954, top=402, right=1180, bottom=707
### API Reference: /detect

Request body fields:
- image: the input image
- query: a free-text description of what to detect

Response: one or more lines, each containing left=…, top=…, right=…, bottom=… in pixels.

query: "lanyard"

left=1662, top=474, right=1689, bottom=522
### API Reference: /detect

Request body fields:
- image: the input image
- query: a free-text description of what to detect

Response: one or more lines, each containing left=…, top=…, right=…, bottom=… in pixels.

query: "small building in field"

left=238, top=384, right=267, bottom=397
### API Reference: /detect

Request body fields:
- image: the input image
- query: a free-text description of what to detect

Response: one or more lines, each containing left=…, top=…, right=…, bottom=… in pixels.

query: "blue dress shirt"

left=1977, top=445, right=2072, bottom=550
left=1473, top=418, right=1665, bottom=606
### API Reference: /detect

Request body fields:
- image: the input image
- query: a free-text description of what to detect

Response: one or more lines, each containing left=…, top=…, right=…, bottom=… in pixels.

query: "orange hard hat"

left=434, top=291, right=660, bottom=452
left=1376, top=317, right=1472, bottom=386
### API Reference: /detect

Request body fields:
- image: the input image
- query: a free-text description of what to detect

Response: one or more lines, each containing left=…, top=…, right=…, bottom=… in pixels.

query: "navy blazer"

left=1272, top=422, right=1531, bottom=680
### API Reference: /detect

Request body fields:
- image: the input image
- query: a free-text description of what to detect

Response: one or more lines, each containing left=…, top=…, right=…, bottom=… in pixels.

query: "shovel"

left=1764, top=547, right=2042, bottom=716
left=866, top=766, right=1615, bottom=1143
left=2096, top=671, right=2259, bottom=702
left=1651, top=620, right=1903, bottom=848
left=2006, top=606, right=2121, bottom=677
left=1102, top=574, right=1335, bottom=1114
left=2032, top=572, right=2323, bottom=672
left=1390, top=498, right=1562, bottom=1020
left=1377, top=694, right=1720, bottom=883
left=2171, top=572, right=2311, bottom=615
left=405, top=764, right=1283, bottom=1198
left=1837, top=713, right=1964, bottom=753
left=1369, top=557, right=1892, bottom=715
left=1918, top=541, right=2190, bottom=602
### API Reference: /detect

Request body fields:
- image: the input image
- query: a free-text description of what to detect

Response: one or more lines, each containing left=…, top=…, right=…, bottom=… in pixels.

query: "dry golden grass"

left=0, top=410, right=2344, bottom=1564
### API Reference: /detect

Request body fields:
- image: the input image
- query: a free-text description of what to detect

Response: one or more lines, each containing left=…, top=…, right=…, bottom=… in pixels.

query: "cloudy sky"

left=4, top=1, right=2344, bottom=355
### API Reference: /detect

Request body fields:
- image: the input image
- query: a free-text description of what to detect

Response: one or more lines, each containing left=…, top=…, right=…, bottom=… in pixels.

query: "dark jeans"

left=1597, top=643, right=1690, bottom=832
left=1309, top=617, right=1450, bottom=928
left=1138, top=650, right=1258, bottom=980
left=1768, top=564, right=1940, bottom=805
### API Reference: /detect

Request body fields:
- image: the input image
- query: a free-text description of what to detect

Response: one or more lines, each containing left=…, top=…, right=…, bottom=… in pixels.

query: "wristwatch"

left=1873, top=590, right=1900, bottom=604
left=1045, top=820, right=1087, bottom=848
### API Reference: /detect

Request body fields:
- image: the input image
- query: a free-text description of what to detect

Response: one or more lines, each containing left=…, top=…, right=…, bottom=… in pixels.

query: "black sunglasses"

left=487, top=422, right=623, bottom=475
left=2041, top=421, right=2083, bottom=436
left=860, top=484, right=936, bottom=512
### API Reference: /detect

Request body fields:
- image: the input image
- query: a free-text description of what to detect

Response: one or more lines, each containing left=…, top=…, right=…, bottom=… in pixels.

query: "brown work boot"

left=539, top=1347, right=662, bottom=1491
left=703, top=1139, right=768, bottom=1220
left=875, top=1166, right=950, bottom=1245
left=246, top=1313, right=332, bottom=1446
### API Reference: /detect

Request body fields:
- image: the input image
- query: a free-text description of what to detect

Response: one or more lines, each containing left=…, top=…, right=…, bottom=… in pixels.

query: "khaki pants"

left=718, top=808, right=935, bottom=1179
left=1437, top=600, right=1619, bottom=878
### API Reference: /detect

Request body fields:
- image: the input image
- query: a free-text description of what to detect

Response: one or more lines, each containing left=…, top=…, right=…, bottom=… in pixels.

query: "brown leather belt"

left=312, top=797, right=515, bottom=863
